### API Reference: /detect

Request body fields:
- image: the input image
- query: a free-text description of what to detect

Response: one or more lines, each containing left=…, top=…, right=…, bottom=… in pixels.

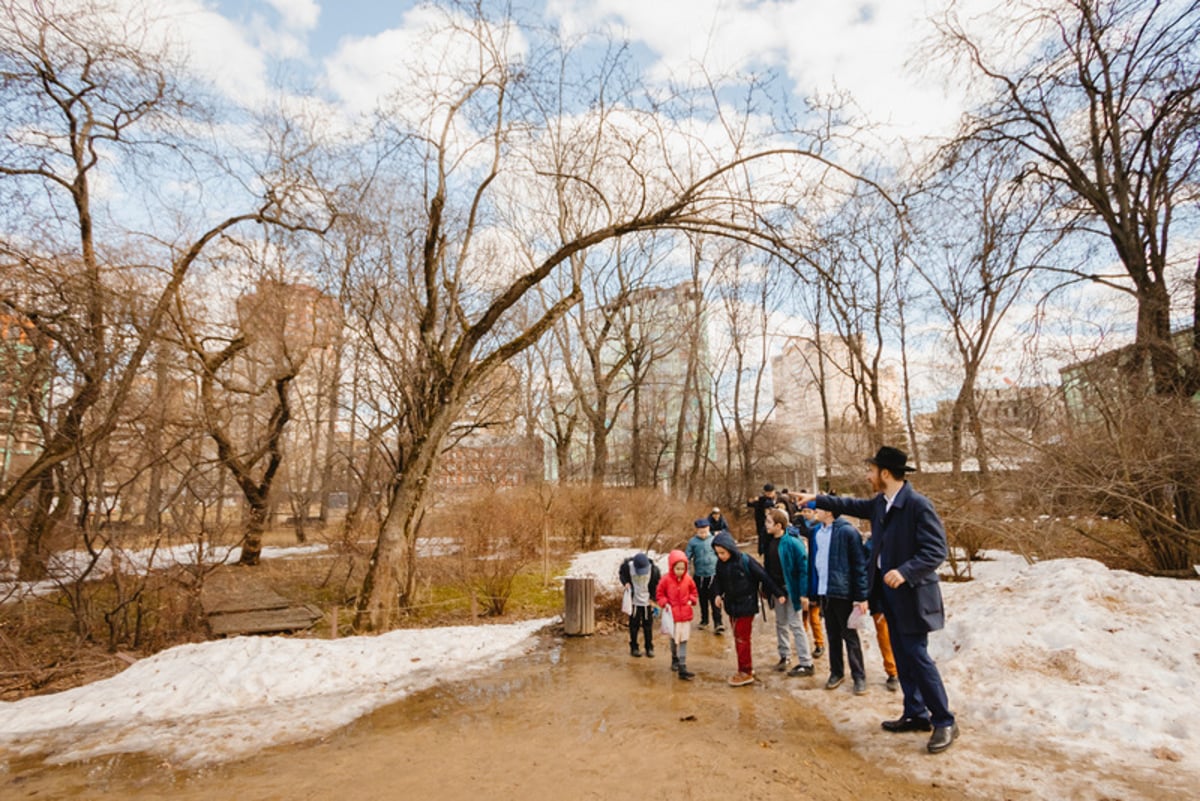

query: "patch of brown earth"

left=2, top=627, right=971, bottom=800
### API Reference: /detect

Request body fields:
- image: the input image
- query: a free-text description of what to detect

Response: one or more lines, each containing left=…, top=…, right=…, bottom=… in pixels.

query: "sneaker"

left=671, top=657, right=680, bottom=672
left=645, top=646, right=655, bottom=658
left=630, top=646, right=642, bottom=657
left=728, top=672, right=755, bottom=687
left=698, top=622, right=708, bottom=630
left=886, top=675, right=900, bottom=692
left=825, top=674, right=844, bottom=690
left=788, top=664, right=815, bottom=677
left=773, top=657, right=789, bottom=672
left=678, top=669, right=695, bottom=681
left=714, top=624, right=725, bottom=634
left=812, top=646, right=825, bottom=659
left=853, top=677, right=868, bottom=695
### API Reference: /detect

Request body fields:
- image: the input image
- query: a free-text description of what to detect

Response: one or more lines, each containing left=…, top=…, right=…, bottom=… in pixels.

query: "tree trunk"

left=355, top=411, right=454, bottom=630
left=16, top=471, right=59, bottom=581
left=238, top=500, right=270, bottom=566
left=948, top=387, right=967, bottom=479
left=630, top=380, right=643, bottom=486
left=318, top=345, right=342, bottom=524
left=144, top=348, right=169, bottom=531
left=590, top=418, right=609, bottom=485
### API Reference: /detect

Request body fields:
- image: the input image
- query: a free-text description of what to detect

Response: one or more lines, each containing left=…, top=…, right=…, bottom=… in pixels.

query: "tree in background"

left=174, top=263, right=340, bottom=566
left=0, top=0, right=332, bottom=580
left=801, top=187, right=910, bottom=473
left=340, top=6, right=859, bottom=629
left=909, top=142, right=1063, bottom=483
left=933, top=0, right=1200, bottom=568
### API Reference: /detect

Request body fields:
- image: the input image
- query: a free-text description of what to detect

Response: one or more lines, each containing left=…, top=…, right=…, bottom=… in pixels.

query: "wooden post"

left=563, top=576, right=595, bottom=636
left=330, top=605, right=339, bottom=638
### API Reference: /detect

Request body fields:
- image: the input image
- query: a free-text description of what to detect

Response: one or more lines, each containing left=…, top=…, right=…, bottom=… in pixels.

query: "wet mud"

left=2, top=624, right=971, bottom=800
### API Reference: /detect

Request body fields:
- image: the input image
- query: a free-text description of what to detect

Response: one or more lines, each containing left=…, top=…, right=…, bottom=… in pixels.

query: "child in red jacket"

left=656, top=549, right=700, bottom=680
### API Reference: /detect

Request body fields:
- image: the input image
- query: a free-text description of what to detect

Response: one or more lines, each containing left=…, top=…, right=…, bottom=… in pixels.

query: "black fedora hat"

left=867, top=446, right=916, bottom=476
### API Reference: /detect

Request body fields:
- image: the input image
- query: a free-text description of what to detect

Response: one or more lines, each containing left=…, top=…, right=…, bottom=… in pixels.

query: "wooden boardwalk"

left=200, top=567, right=322, bottom=637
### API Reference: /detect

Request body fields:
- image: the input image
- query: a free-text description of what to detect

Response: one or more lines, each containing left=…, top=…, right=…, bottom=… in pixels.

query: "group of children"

left=620, top=506, right=899, bottom=690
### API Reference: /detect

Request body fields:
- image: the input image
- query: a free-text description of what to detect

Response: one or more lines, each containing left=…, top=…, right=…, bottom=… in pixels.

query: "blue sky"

left=211, top=0, right=398, bottom=59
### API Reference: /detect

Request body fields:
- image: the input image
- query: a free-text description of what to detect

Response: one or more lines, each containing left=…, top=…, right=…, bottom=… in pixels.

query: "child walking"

left=711, top=531, right=786, bottom=686
left=656, top=549, right=699, bottom=680
left=685, top=518, right=723, bottom=633
left=619, top=552, right=661, bottom=658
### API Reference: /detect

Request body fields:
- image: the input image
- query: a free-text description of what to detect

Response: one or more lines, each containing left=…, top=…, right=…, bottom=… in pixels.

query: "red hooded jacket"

left=656, top=549, right=699, bottom=623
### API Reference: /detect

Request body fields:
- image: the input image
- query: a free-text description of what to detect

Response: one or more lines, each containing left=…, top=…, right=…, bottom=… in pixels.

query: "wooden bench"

left=201, top=567, right=322, bottom=637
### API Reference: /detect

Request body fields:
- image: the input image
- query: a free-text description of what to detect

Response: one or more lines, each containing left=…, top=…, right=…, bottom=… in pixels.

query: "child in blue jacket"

left=685, top=518, right=723, bottom=633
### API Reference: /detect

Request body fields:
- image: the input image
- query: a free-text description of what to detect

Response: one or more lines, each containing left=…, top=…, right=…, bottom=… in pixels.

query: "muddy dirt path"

left=4, top=625, right=971, bottom=800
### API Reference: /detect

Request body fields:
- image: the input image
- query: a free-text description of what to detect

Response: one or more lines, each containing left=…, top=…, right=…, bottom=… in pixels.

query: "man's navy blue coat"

left=815, top=482, right=946, bottom=634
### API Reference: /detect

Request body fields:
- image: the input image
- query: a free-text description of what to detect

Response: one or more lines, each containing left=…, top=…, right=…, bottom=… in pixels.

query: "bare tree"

left=0, top=0, right=332, bottom=578
left=909, top=143, right=1063, bottom=481
left=801, top=187, right=909, bottom=474
left=709, top=243, right=782, bottom=499
left=173, top=269, right=338, bottom=566
left=669, top=240, right=713, bottom=499
left=341, top=5, right=858, bottom=629
left=933, top=0, right=1200, bottom=565
left=553, top=244, right=644, bottom=486
left=526, top=299, right=582, bottom=481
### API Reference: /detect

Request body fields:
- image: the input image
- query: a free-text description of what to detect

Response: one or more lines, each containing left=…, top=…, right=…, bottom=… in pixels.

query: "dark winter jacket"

left=711, top=531, right=783, bottom=619
left=746, top=494, right=777, bottom=555
left=816, top=482, right=947, bottom=634
left=810, top=517, right=868, bottom=602
left=706, top=513, right=730, bottom=533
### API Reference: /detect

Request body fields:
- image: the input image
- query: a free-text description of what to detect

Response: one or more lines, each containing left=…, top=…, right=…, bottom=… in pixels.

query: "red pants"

left=732, top=615, right=755, bottom=673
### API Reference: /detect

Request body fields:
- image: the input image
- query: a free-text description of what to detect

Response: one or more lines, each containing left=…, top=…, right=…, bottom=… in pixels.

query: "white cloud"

left=266, top=0, right=320, bottom=32
left=323, top=5, right=529, bottom=121
left=547, top=0, right=971, bottom=148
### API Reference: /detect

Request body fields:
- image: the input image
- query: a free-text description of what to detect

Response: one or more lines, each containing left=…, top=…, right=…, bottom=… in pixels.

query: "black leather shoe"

left=881, top=716, right=933, bottom=733
left=927, top=723, right=959, bottom=753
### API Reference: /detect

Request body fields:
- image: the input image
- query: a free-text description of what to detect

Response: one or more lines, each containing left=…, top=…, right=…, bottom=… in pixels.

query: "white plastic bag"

left=659, top=604, right=674, bottom=636
left=847, top=605, right=870, bottom=631
left=621, top=586, right=633, bottom=615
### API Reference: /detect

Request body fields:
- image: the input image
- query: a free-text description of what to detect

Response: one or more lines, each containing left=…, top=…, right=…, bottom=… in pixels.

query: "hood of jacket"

left=712, top=531, right=740, bottom=557
left=668, top=549, right=689, bottom=573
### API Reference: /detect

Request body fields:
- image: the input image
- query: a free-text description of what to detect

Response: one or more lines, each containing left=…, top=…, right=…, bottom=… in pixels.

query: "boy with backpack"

left=711, top=531, right=785, bottom=686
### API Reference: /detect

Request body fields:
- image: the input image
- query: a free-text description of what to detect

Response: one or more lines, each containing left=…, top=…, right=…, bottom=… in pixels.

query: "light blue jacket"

left=685, top=534, right=719, bottom=578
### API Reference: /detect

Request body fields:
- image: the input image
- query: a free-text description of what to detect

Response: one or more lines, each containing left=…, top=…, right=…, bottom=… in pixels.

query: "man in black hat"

left=796, top=446, right=958, bottom=754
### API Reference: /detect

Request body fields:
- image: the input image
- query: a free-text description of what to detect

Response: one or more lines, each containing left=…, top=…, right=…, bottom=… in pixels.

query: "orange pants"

left=803, top=604, right=825, bottom=650
left=873, top=612, right=897, bottom=678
